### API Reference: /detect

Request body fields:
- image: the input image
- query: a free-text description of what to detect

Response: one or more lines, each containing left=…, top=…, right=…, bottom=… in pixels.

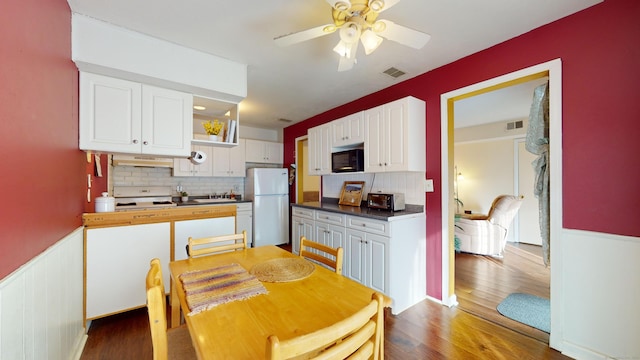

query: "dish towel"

left=179, top=263, right=267, bottom=315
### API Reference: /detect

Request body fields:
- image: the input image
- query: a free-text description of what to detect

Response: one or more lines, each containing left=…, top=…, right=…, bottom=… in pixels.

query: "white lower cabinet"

left=174, top=216, right=236, bottom=261
left=344, top=226, right=388, bottom=295
left=290, top=205, right=426, bottom=315
left=291, top=207, right=315, bottom=254
left=85, top=222, right=171, bottom=319
left=236, top=202, right=253, bottom=246
left=313, top=211, right=346, bottom=270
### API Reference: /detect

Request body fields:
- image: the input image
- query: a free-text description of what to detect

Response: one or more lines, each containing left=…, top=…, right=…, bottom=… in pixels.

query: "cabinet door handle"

left=143, top=141, right=149, bottom=145
left=133, top=139, right=139, bottom=144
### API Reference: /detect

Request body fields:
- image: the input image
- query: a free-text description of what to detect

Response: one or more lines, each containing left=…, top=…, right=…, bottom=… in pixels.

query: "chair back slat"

left=188, top=230, right=247, bottom=258
left=299, top=236, right=344, bottom=275
left=266, top=292, right=385, bottom=360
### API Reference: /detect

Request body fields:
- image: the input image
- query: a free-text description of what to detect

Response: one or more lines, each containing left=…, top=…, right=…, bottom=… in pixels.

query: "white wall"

left=455, top=139, right=515, bottom=213
left=71, top=13, right=247, bottom=103
left=0, top=228, right=86, bottom=360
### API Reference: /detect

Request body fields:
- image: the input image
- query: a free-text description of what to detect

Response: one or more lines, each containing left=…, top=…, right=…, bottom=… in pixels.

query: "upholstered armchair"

left=455, top=195, right=524, bottom=256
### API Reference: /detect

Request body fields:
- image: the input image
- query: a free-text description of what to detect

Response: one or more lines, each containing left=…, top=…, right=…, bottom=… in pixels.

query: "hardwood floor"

left=81, top=244, right=567, bottom=359
left=455, top=243, right=551, bottom=343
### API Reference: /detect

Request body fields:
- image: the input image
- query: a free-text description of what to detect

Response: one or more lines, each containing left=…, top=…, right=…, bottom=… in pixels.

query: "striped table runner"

left=179, top=263, right=267, bottom=315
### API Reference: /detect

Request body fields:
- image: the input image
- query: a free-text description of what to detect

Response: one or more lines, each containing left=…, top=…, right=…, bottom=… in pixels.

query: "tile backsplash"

left=111, top=165, right=250, bottom=197
left=322, top=172, right=426, bottom=205
left=111, top=164, right=425, bottom=205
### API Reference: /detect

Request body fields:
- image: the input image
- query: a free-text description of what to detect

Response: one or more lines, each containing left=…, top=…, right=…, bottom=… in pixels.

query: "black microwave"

left=331, top=149, right=364, bottom=173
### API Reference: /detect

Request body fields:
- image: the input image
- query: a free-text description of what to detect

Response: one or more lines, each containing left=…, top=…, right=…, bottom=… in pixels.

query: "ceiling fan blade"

left=375, top=0, right=400, bottom=12
left=274, top=24, right=336, bottom=47
left=376, top=19, right=431, bottom=49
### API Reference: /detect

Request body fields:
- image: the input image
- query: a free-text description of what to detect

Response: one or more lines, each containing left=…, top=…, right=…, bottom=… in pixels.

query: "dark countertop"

left=175, top=198, right=252, bottom=207
left=292, top=198, right=424, bottom=221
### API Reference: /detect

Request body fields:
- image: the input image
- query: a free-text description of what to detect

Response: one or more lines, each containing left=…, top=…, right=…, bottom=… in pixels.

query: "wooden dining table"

left=169, top=245, right=389, bottom=359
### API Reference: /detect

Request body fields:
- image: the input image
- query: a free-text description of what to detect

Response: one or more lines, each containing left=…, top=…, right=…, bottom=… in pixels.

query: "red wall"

left=284, top=0, right=640, bottom=300
left=0, top=0, right=83, bottom=279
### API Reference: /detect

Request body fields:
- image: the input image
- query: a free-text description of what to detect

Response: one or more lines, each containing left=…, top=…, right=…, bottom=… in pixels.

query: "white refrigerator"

left=245, top=168, right=289, bottom=247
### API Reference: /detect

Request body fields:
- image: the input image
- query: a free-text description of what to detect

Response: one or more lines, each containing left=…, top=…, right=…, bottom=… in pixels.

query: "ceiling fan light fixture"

left=371, top=20, right=386, bottom=33
left=368, top=0, right=385, bottom=12
left=329, top=0, right=351, bottom=12
left=333, top=40, right=356, bottom=58
left=333, top=40, right=348, bottom=57
left=339, top=22, right=361, bottom=44
left=360, top=29, right=383, bottom=54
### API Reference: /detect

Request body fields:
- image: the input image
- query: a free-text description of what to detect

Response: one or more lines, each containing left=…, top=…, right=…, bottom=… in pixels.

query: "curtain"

left=525, top=82, right=550, bottom=266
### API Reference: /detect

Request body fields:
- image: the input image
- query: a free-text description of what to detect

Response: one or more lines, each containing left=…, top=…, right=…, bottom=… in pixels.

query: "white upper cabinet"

left=331, top=111, right=364, bottom=148
left=308, top=124, right=332, bottom=175
left=212, top=139, right=246, bottom=177
left=173, top=145, right=213, bottom=177
left=364, top=96, right=425, bottom=173
left=245, top=139, right=283, bottom=164
left=80, top=72, right=193, bottom=157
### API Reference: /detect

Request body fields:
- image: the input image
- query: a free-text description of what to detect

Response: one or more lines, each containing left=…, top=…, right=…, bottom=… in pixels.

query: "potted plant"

left=180, top=191, right=189, bottom=202
left=203, top=119, right=223, bottom=142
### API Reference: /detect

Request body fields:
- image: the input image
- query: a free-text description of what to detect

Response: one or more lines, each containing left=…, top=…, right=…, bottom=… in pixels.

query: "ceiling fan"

left=274, top=0, right=431, bottom=72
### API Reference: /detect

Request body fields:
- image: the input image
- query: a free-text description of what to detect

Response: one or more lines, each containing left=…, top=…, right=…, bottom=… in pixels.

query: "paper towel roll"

left=190, top=150, right=207, bottom=164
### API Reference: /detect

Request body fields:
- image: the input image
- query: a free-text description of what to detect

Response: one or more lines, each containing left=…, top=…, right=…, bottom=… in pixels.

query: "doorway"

left=440, top=59, right=563, bottom=349
left=294, top=136, right=320, bottom=204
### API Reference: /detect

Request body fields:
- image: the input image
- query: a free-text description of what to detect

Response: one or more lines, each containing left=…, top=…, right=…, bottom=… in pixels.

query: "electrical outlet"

left=424, top=179, right=434, bottom=192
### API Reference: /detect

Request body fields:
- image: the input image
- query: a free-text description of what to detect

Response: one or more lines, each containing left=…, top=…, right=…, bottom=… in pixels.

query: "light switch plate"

left=424, top=179, right=434, bottom=192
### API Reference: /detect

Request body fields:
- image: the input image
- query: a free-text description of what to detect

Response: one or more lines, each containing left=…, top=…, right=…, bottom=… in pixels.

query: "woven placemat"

left=249, top=258, right=315, bottom=283
left=179, top=263, right=267, bottom=315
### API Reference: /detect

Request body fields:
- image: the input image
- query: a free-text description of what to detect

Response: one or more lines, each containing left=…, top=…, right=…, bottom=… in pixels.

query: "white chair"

left=455, top=195, right=524, bottom=256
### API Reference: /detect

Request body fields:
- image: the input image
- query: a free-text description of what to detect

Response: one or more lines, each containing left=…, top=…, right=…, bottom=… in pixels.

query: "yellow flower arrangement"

left=203, top=119, right=223, bottom=136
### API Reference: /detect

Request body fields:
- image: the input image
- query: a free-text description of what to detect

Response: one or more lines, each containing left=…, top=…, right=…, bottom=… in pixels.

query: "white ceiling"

left=66, top=0, right=600, bottom=129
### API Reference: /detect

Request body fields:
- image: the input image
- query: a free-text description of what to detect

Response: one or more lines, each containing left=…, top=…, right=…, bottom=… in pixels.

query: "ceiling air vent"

left=382, top=67, right=406, bottom=79
left=506, top=120, right=524, bottom=131
left=278, top=118, right=293, bottom=123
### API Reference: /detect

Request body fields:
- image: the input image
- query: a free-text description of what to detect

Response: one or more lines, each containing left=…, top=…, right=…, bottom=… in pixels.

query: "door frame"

left=440, top=59, right=563, bottom=349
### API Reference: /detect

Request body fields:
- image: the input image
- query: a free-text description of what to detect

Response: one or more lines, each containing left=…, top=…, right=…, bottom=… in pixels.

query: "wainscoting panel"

left=562, top=229, right=640, bottom=360
left=0, top=227, right=86, bottom=360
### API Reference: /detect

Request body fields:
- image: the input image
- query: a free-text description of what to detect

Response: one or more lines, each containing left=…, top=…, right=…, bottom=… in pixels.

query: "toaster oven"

left=366, top=193, right=405, bottom=211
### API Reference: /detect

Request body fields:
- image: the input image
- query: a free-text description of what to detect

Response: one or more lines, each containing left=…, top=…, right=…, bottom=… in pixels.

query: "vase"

left=208, top=135, right=219, bottom=142
left=181, top=196, right=188, bottom=202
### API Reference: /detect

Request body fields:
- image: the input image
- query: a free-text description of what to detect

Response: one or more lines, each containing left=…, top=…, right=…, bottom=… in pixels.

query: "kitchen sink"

left=193, top=198, right=237, bottom=203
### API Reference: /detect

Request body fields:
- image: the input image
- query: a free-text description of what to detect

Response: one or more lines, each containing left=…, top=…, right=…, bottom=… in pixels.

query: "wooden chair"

left=266, top=292, right=385, bottom=360
left=299, top=236, right=344, bottom=275
left=187, top=230, right=248, bottom=258
left=146, top=258, right=196, bottom=360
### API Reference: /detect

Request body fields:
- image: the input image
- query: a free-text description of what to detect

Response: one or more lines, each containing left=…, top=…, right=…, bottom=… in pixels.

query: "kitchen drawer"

left=236, top=202, right=252, bottom=212
left=315, top=210, right=346, bottom=226
left=346, top=216, right=390, bottom=237
left=292, top=206, right=314, bottom=220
